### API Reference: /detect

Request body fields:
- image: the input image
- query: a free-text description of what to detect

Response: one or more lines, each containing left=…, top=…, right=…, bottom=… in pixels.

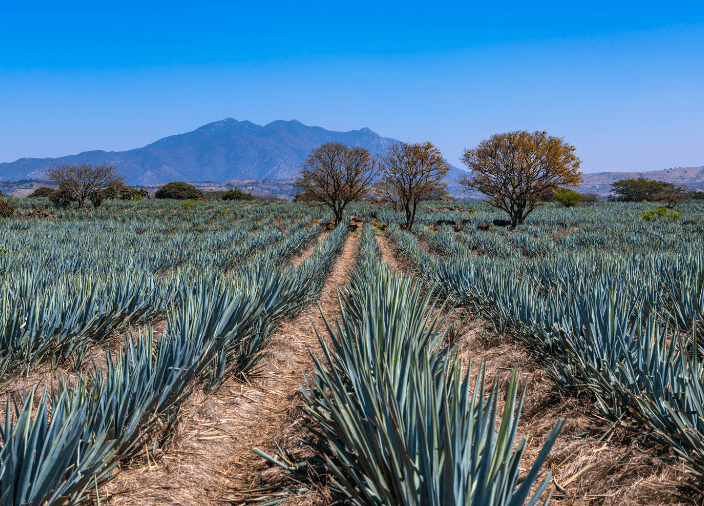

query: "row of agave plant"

left=0, top=221, right=349, bottom=505
left=0, top=202, right=328, bottom=277
left=372, top=200, right=703, bottom=257
left=387, top=220, right=704, bottom=479
left=0, top=212, right=327, bottom=379
left=261, top=222, right=563, bottom=505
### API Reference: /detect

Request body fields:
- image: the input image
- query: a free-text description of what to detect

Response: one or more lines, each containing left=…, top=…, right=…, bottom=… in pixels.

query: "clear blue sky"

left=1, top=0, right=703, bottom=173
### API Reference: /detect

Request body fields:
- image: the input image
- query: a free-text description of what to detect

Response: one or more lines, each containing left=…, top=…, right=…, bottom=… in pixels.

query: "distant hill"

left=0, top=119, right=404, bottom=185
left=578, top=167, right=704, bottom=196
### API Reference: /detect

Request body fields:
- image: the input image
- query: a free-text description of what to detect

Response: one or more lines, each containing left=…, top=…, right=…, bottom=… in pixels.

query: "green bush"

left=155, top=182, right=203, bottom=200
left=610, top=177, right=673, bottom=202
left=553, top=189, right=583, bottom=207
left=222, top=189, right=255, bottom=201
left=181, top=200, right=199, bottom=211
left=27, top=187, right=55, bottom=198
left=639, top=206, right=682, bottom=221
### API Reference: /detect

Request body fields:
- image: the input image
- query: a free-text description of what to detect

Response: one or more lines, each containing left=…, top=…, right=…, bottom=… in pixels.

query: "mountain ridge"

left=0, top=119, right=404, bottom=185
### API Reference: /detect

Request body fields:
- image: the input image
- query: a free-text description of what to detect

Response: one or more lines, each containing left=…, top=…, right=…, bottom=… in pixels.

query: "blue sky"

left=1, top=0, right=703, bottom=173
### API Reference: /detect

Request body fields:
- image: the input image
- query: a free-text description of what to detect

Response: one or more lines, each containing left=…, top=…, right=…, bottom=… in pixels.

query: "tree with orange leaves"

left=376, top=142, right=451, bottom=229
left=459, top=131, right=582, bottom=227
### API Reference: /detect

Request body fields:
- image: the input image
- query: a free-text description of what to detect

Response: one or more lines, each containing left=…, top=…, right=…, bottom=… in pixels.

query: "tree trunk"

left=404, top=204, right=413, bottom=229
left=408, top=202, right=417, bottom=229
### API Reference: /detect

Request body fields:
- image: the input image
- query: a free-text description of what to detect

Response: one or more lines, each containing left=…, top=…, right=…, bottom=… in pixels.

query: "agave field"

left=0, top=196, right=703, bottom=505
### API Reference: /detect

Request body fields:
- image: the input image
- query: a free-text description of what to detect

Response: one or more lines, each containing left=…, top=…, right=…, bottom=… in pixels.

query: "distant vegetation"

left=155, top=181, right=204, bottom=200
left=610, top=176, right=703, bottom=206
left=553, top=189, right=584, bottom=207
left=27, top=187, right=54, bottom=198
left=222, top=189, right=255, bottom=201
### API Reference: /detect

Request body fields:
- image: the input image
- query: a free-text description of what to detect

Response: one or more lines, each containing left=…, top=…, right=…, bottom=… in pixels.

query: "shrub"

left=121, top=187, right=149, bottom=200
left=49, top=184, right=77, bottom=208
left=639, top=206, right=682, bottom=221
left=89, top=192, right=104, bottom=208
left=222, top=189, right=255, bottom=201
left=582, top=192, right=600, bottom=205
left=0, top=199, right=17, bottom=218
left=553, top=190, right=583, bottom=207
left=181, top=200, right=199, bottom=211
left=27, top=187, right=55, bottom=198
left=155, top=182, right=203, bottom=200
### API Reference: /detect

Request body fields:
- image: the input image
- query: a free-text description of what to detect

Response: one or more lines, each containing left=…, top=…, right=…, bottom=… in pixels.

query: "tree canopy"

left=609, top=177, right=674, bottom=202
left=459, top=131, right=582, bottom=227
left=222, top=189, right=255, bottom=201
left=376, top=142, right=451, bottom=228
left=294, top=142, right=378, bottom=225
left=553, top=189, right=583, bottom=208
left=155, top=182, right=204, bottom=200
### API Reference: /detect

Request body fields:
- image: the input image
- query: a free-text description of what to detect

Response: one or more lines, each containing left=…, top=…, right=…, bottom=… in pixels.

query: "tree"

left=652, top=184, right=690, bottom=208
left=294, top=143, right=378, bottom=225
left=155, top=182, right=203, bottom=200
left=376, top=142, right=451, bottom=228
left=553, top=189, right=583, bottom=207
left=609, top=177, right=673, bottom=202
left=43, top=161, right=125, bottom=208
left=689, top=190, right=704, bottom=201
left=27, top=187, right=55, bottom=198
left=222, top=189, right=254, bottom=201
left=581, top=193, right=600, bottom=205
left=458, top=131, right=582, bottom=227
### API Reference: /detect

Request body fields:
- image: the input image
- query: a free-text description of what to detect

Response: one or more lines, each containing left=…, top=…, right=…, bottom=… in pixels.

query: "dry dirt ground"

left=102, top=232, right=361, bottom=505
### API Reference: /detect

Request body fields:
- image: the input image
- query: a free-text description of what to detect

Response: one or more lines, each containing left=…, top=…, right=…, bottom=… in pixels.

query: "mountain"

left=0, top=119, right=405, bottom=185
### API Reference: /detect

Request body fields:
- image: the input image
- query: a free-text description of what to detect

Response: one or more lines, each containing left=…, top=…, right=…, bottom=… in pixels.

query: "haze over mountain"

left=0, top=119, right=454, bottom=185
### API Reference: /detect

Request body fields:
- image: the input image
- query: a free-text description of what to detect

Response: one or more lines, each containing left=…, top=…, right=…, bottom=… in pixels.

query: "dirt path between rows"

left=103, top=234, right=360, bottom=506
left=289, top=230, right=330, bottom=268
left=375, top=233, right=405, bottom=276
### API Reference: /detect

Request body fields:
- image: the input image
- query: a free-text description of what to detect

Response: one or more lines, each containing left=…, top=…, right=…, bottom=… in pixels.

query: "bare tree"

left=43, top=161, right=125, bottom=208
left=377, top=142, right=451, bottom=229
left=459, top=131, right=582, bottom=227
left=294, top=143, right=378, bottom=225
